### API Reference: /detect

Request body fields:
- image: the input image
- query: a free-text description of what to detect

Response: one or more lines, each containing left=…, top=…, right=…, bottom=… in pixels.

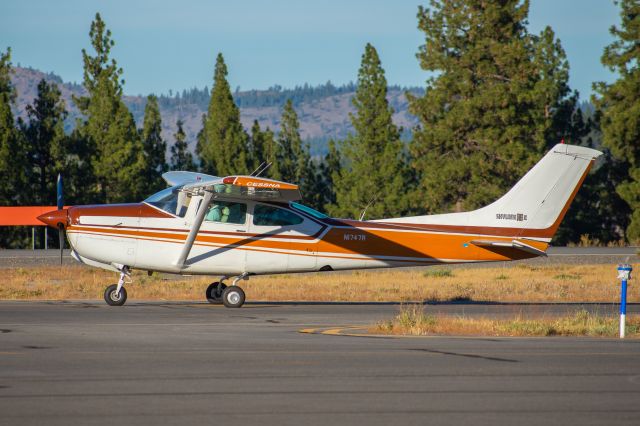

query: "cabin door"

left=246, top=203, right=319, bottom=273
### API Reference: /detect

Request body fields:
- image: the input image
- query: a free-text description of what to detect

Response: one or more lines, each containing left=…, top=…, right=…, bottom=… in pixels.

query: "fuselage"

left=59, top=195, right=547, bottom=276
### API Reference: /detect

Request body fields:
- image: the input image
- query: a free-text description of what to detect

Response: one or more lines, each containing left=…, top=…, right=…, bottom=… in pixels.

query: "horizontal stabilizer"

left=470, top=239, right=547, bottom=257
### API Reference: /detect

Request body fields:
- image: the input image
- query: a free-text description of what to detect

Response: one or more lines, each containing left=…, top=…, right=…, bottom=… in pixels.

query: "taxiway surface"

left=1, top=301, right=639, bottom=425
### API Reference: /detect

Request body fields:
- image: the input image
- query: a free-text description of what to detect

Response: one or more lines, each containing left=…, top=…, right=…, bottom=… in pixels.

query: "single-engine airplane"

left=38, top=143, right=601, bottom=308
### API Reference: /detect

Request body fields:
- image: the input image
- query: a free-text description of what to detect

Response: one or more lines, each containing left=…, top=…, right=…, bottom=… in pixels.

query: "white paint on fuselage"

left=68, top=198, right=330, bottom=276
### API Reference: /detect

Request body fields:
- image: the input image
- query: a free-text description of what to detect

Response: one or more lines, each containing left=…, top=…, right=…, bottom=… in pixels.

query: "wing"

left=162, top=171, right=220, bottom=187
left=182, top=175, right=301, bottom=202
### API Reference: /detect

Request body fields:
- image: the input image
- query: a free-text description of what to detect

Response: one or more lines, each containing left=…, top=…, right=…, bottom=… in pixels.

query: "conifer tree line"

left=1, top=2, right=639, bottom=248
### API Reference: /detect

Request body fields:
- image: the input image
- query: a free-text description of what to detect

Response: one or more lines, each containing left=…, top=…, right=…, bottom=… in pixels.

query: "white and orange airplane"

left=38, top=143, right=601, bottom=308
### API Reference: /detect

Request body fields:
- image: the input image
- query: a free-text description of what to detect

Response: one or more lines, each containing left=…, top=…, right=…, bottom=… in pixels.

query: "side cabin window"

left=205, top=200, right=247, bottom=225
left=253, top=204, right=303, bottom=226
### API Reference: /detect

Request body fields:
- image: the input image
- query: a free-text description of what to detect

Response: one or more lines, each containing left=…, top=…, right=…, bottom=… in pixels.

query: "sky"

left=0, top=0, right=621, bottom=99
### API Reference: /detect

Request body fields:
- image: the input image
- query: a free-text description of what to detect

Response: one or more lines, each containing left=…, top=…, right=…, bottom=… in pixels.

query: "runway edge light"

left=617, top=264, right=632, bottom=339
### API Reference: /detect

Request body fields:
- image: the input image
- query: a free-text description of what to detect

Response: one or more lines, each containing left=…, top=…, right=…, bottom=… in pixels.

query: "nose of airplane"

left=37, top=208, right=69, bottom=228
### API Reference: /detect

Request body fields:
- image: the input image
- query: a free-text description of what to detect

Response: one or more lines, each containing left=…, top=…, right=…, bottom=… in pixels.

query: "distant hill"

left=10, top=66, right=422, bottom=156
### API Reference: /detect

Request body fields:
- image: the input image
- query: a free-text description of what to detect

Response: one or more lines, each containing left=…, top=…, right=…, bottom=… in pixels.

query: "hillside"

left=10, top=67, right=421, bottom=156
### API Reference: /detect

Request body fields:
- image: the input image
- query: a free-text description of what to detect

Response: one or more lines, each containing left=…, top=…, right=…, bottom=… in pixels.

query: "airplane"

left=37, top=143, right=601, bottom=308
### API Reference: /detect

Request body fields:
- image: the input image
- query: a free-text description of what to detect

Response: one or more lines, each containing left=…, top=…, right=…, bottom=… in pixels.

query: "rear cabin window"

left=253, top=204, right=303, bottom=226
left=205, top=201, right=247, bottom=224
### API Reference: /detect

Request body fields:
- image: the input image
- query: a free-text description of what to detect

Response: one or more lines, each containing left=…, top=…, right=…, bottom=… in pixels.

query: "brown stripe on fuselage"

left=69, top=203, right=173, bottom=225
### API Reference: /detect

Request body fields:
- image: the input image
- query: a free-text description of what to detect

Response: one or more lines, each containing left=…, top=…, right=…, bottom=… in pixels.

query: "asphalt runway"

left=1, top=301, right=640, bottom=426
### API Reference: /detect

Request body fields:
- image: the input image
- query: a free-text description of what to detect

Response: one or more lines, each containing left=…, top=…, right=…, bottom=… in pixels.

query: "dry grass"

left=372, top=305, right=640, bottom=337
left=0, top=263, right=637, bottom=302
left=567, top=234, right=628, bottom=247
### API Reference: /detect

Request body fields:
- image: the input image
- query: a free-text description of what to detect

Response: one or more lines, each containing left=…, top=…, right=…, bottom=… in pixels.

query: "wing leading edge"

left=162, top=172, right=301, bottom=202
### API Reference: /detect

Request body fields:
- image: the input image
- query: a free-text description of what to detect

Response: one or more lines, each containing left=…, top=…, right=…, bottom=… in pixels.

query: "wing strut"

left=174, top=190, right=214, bottom=269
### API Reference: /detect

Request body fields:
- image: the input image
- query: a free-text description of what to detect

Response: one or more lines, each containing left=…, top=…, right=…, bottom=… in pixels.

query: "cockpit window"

left=144, top=186, right=191, bottom=217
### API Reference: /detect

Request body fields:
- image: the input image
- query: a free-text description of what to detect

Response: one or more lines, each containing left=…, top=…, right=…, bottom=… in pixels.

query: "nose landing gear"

left=104, top=284, right=127, bottom=306
left=104, top=266, right=130, bottom=306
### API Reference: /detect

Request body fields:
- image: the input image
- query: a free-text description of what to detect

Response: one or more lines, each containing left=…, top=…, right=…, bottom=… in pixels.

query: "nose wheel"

left=104, top=284, right=127, bottom=306
left=104, top=265, right=130, bottom=306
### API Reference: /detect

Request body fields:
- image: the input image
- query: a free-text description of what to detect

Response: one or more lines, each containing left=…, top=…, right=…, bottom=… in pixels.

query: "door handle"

left=236, top=229, right=246, bottom=233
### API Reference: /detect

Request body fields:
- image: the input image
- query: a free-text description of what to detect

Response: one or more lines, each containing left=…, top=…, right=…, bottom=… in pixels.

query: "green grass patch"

left=553, top=273, right=582, bottom=280
left=423, top=269, right=454, bottom=278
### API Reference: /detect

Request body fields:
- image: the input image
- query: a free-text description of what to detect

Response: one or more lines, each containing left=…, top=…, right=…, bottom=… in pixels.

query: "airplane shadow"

left=186, top=210, right=439, bottom=266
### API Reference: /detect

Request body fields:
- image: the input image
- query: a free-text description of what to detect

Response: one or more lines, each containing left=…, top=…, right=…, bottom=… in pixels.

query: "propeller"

left=56, top=174, right=64, bottom=265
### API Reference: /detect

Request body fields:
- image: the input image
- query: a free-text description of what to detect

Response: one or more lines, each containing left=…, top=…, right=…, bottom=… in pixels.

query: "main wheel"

left=104, top=284, right=127, bottom=306
left=222, top=286, right=245, bottom=308
left=206, top=282, right=227, bottom=304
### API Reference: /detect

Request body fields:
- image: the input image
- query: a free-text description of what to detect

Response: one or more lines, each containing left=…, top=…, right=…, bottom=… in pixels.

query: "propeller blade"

left=58, top=224, right=64, bottom=265
left=56, top=174, right=64, bottom=210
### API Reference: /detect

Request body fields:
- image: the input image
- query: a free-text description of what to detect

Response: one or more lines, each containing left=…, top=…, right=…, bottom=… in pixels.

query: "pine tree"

left=593, top=0, right=640, bottom=241
left=262, top=127, right=281, bottom=180
left=248, top=120, right=265, bottom=171
left=409, top=1, right=576, bottom=214
left=73, top=13, right=145, bottom=203
left=20, top=79, right=68, bottom=205
left=329, top=43, right=408, bottom=219
left=0, top=48, right=31, bottom=248
left=170, top=119, right=196, bottom=171
left=196, top=53, right=248, bottom=176
left=0, top=48, right=27, bottom=206
left=278, top=99, right=310, bottom=185
left=140, top=94, right=167, bottom=193
left=302, top=159, right=324, bottom=211
left=320, top=139, right=341, bottom=211
left=245, top=120, right=282, bottom=180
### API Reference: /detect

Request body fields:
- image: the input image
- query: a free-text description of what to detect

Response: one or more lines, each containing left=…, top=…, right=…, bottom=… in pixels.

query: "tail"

left=381, top=144, right=602, bottom=243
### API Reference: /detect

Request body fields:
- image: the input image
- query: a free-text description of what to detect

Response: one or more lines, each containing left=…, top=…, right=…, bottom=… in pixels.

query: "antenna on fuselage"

left=359, top=192, right=381, bottom=221
left=250, top=161, right=272, bottom=177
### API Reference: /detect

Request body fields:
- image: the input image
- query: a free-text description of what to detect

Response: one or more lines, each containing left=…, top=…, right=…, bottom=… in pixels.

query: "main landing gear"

left=104, top=266, right=130, bottom=306
left=102, top=267, right=249, bottom=308
left=206, top=273, right=248, bottom=308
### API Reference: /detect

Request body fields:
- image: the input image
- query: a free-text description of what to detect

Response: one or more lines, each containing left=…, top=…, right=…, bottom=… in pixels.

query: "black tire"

left=222, top=286, right=245, bottom=308
left=104, top=284, right=127, bottom=306
left=206, top=282, right=227, bottom=304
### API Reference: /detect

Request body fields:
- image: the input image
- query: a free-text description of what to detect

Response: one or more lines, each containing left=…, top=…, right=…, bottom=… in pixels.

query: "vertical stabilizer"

left=380, top=144, right=602, bottom=241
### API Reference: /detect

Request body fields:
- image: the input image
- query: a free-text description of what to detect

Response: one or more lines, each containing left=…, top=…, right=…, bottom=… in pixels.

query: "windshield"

left=290, top=202, right=328, bottom=219
left=144, top=186, right=191, bottom=217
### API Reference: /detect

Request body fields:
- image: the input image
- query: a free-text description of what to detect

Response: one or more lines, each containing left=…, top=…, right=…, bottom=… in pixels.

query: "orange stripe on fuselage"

left=69, top=221, right=547, bottom=263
